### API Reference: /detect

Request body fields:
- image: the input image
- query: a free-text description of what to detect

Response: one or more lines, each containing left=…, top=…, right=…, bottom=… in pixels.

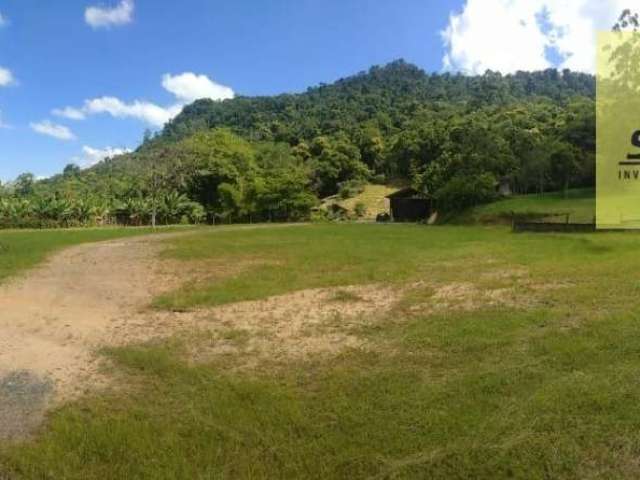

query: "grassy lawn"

left=0, top=226, right=189, bottom=285
left=6, top=224, right=640, bottom=478
left=462, top=188, right=595, bottom=224
left=154, top=223, right=496, bottom=309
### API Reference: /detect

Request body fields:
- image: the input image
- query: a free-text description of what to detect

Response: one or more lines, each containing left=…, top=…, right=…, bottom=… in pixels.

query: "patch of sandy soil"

left=160, top=273, right=562, bottom=369
left=0, top=234, right=185, bottom=439
left=402, top=275, right=571, bottom=316
left=179, top=285, right=403, bottom=367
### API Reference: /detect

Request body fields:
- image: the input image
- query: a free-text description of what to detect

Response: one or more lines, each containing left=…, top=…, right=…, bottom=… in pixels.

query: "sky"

left=0, top=0, right=629, bottom=181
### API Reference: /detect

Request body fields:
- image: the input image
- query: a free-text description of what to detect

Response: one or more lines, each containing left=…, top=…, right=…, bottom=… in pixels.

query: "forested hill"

left=160, top=60, right=595, bottom=144
left=0, top=60, right=596, bottom=228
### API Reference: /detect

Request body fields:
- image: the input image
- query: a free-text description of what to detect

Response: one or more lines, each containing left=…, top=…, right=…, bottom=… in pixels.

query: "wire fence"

left=511, top=213, right=597, bottom=233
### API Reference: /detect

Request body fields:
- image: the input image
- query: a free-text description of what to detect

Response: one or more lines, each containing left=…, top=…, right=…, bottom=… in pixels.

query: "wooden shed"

left=386, top=188, right=431, bottom=222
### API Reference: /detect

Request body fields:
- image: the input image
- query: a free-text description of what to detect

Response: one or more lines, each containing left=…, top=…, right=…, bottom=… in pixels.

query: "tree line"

left=1, top=60, right=596, bottom=228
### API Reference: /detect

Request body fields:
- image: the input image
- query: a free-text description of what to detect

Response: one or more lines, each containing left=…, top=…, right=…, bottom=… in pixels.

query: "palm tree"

left=161, top=191, right=191, bottom=224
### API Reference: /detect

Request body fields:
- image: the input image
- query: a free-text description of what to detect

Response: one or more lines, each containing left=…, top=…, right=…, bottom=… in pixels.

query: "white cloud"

left=85, top=0, right=134, bottom=29
left=442, top=0, right=627, bottom=74
left=52, top=106, right=86, bottom=120
left=30, top=120, right=76, bottom=141
left=83, top=96, right=181, bottom=127
left=54, top=73, right=234, bottom=128
left=0, top=17, right=14, bottom=88
left=162, top=73, right=235, bottom=103
left=76, top=145, right=132, bottom=167
left=0, top=67, right=14, bottom=87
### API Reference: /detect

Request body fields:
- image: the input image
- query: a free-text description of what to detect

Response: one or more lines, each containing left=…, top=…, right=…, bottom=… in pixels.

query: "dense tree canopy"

left=1, top=60, right=596, bottom=227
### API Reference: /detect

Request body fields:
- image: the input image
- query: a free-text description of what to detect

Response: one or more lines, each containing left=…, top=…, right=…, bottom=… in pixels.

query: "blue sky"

left=0, top=0, right=623, bottom=181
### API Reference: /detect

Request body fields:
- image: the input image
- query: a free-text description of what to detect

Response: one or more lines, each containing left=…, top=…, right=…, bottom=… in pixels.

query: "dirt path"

left=0, top=227, right=392, bottom=440
left=0, top=234, right=185, bottom=439
left=0, top=225, right=309, bottom=403
left=0, top=224, right=340, bottom=440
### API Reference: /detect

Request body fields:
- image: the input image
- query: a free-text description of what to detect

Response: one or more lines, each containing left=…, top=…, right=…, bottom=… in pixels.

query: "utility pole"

left=147, top=149, right=166, bottom=230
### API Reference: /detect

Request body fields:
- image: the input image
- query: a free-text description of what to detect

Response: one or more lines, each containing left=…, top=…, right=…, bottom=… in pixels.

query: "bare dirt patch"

left=399, top=270, right=570, bottom=316
left=0, top=237, right=179, bottom=388
left=168, top=272, right=563, bottom=369
left=180, top=284, right=403, bottom=367
left=0, top=234, right=187, bottom=439
left=431, top=282, right=522, bottom=310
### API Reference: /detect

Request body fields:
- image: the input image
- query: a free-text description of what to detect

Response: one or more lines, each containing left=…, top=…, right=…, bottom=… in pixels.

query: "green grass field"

left=0, top=226, right=191, bottom=285
left=6, top=224, right=640, bottom=478
left=461, top=188, right=596, bottom=224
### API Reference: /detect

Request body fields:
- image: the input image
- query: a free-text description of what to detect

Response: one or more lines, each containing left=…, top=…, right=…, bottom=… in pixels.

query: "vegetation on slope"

left=319, top=183, right=399, bottom=220
left=0, top=61, right=595, bottom=227
left=459, top=188, right=595, bottom=224
left=162, top=60, right=594, bottom=144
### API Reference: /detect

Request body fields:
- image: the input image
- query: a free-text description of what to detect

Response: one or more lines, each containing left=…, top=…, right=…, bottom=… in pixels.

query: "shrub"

left=435, top=173, right=498, bottom=212
left=310, top=209, right=329, bottom=223
left=372, top=174, right=387, bottom=185
left=354, top=202, right=367, bottom=218
left=327, top=204, right=350, bottom=221
left=338, top=179, right=365, bottom=200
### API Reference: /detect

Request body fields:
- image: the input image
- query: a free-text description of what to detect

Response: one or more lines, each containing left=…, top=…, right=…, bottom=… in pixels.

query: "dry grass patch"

left=398, top=268, right=573, bottom=317
left=171, top=270, right=568, bottom=369
left=169, top=284, right=404, bottom=367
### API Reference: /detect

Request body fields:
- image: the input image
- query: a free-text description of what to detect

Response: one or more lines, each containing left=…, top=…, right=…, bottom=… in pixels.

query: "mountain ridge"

left=157, top=59, right=595, bottom=145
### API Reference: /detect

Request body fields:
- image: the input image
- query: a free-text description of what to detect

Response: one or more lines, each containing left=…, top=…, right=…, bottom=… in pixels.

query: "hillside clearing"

left=320, top=184, right=398, bottom=219
left=461, top=188, right=595, bottom=224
